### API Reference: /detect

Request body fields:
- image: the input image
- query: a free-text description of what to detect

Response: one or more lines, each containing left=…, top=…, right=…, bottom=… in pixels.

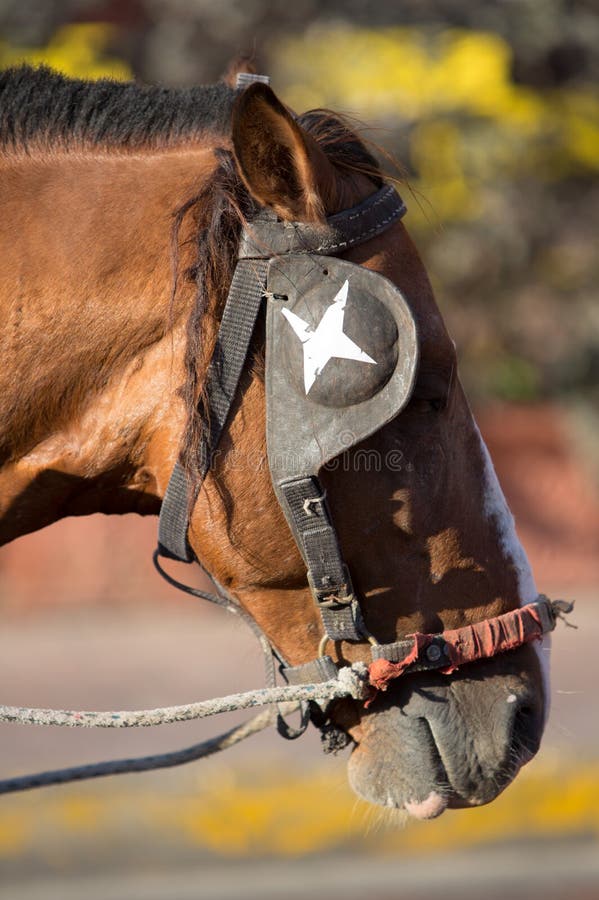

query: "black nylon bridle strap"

left=158, top=185, right=406, bottom=565
left=278, top=476, right=364, bottom=641
left=158, top=258, right=268, bottom=562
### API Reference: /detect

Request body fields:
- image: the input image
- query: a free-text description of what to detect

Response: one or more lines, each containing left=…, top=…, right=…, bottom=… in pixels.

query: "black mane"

left=0, top=66, right=236, bottom=151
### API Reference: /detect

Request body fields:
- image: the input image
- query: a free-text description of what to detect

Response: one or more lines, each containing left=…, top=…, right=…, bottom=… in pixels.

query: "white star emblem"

left=281, top=280, right=376, bottom=394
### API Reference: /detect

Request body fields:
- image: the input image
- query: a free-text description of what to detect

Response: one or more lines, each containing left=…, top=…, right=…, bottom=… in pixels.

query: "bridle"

left=156, top=179, right=417, bottom=742
left=155, top=168, right=566, bottom=735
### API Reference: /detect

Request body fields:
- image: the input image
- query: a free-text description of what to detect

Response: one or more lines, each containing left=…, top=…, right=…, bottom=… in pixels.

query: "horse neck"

left=0, top=143, right=218, bottom=543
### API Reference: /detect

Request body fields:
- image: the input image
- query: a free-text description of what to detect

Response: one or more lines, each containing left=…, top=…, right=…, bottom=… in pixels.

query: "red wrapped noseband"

left=367, top=595, right=573, bottom=700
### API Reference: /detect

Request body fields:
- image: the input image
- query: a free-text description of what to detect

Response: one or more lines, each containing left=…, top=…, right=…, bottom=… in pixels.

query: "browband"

left=239, top=184, right=406, bottom=259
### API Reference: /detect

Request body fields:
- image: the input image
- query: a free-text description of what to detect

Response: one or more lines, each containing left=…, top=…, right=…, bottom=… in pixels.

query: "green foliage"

left=486, top=356, right=542, bottom=403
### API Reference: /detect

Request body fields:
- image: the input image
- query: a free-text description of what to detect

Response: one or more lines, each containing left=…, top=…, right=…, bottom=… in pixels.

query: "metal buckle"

left=307, top=569, right=355, bottom=610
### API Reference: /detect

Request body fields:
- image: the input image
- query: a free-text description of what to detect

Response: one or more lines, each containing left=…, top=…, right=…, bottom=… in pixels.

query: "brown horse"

left=0, top=65, right=549, bottom=818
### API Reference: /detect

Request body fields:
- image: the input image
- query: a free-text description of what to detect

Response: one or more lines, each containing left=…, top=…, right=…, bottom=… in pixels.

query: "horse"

left=0, top=63, right=551, bottom=819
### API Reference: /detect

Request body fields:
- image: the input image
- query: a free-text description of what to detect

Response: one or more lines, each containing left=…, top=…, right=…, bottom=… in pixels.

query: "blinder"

left=265, top=254, right=417, bottom=477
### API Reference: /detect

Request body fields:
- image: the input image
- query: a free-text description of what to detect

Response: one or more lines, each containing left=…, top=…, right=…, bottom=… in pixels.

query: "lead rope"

left=151, top=552, right=312, bottom=741
left=0, top=553, right=348, bottom=796
left=0, top=666, right=369, bottom=729
left=0, top=667, right=369, bottom=795
left=0, top=595, right=574, bottom=794
left=0, top=711, right=276, bottom=796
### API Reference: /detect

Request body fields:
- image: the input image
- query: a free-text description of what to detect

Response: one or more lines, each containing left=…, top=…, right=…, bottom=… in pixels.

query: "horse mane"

left=0, top=65, right=236, bottom=151
left=176, top=110, right=384, bottom=482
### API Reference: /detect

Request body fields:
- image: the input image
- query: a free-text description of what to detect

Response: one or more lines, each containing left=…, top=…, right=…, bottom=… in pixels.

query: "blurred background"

left=0, top=1, right=597, bottom=898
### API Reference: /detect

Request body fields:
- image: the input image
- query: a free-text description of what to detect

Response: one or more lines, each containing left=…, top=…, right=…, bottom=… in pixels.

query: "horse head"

left=178, top=83, right=550, bottom=818
left=0, top=69, right=551, bottom=816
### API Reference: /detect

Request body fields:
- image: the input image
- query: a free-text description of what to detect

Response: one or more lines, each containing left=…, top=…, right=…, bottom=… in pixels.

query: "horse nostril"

left=511, top=702, right=542, bottom=762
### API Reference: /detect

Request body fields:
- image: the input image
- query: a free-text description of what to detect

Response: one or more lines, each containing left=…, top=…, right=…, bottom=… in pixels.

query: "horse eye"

left=409, top=396, right=446, bottom=413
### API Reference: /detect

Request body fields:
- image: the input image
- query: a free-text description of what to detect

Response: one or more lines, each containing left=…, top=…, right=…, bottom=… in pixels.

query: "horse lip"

left=348, top=714, right=454, bottom=813
left=404, top=791, right=448, bottom=819
left=346, top=672, right=539, bottom=812
left=443, top=751, right=525, bottom=809
left=348, top=716, right=522, bottom=814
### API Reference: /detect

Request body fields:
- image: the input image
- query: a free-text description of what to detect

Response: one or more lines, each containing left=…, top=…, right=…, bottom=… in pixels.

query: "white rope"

left=0, top=708, right=277, bottom=795
left=0, top=663, right=370, bottom=729
left=0, top=665, right=369, bottom=795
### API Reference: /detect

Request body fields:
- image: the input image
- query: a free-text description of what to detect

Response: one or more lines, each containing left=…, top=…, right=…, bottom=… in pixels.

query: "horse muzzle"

left=345, top=646, right=546, bottom=817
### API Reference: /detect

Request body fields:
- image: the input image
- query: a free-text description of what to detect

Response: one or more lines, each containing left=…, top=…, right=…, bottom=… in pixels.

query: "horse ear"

left=231, top=83, right=334, bottom=222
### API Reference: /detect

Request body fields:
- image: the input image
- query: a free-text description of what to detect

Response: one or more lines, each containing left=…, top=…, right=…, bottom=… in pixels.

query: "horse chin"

left=346, top=706, right=452, bottom=816
left=346, top=707, right=524, bottom=818
left=345, top=659, right=545, bottom=818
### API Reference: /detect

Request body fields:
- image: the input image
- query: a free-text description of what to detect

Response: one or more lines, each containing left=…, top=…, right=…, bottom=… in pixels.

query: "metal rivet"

left=426, top=644, right=442, bottom=662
